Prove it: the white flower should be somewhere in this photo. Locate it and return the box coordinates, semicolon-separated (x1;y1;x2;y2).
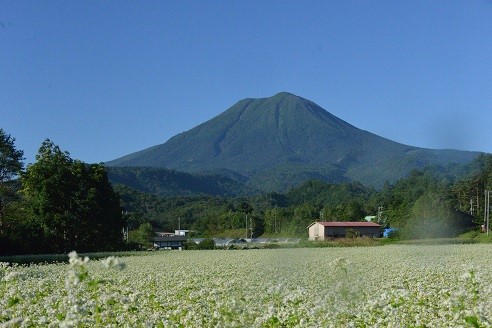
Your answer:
100;256;126;270
68;251;89;267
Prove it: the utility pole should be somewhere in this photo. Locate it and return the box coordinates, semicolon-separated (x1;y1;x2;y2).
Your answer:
122;226;129;242
470;198;479;215
483;190;489;236
484;190;490;236
122;210;129;242
477;189;480;214
274;212;277;234
245;213;248;239
250;216;253;238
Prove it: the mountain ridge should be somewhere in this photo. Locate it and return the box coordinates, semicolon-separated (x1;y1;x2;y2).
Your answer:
107;92;481;191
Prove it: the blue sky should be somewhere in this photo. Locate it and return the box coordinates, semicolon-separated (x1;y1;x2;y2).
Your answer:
1;1;491;165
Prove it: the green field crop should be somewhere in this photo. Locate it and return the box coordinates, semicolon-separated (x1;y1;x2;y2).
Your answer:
1;245;491;327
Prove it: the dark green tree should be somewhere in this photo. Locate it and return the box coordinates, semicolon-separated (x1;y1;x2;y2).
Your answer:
264;207;289;235
250;214;265;237
0;128;24;220
128;222;155;249
196;237;215;250
237;201;254;237
402;191;474;239
0;201;44;255
239;201;253;214
218;210;244;231
22;140;125;253
0;129;31;255
451;154;492;224
71;160;125;250
345;200;366;221
288;203;319;235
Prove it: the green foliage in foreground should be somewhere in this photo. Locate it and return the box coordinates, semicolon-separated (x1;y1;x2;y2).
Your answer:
0;128;24;219
20;140;124;254
2;245;492;326
0;138;125;256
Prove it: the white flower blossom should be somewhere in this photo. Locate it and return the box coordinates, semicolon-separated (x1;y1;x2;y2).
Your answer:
2;245;492;326
100;256;126;270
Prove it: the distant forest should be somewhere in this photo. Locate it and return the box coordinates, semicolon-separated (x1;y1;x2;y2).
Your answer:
1;126;491;255
116;154;492;240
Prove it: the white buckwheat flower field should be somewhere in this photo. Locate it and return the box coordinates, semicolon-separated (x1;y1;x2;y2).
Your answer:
1;244;492;327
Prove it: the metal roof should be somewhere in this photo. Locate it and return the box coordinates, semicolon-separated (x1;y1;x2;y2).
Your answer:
153;236;187;242
316;221;382;227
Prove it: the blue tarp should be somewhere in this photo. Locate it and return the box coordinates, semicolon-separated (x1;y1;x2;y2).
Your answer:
383;228;398;237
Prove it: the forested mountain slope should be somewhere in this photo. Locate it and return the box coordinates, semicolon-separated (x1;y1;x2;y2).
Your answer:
108;166;256;197
108;92;480;191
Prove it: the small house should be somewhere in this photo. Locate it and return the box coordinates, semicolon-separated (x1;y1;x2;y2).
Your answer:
308;221;382;240
153;235;187;250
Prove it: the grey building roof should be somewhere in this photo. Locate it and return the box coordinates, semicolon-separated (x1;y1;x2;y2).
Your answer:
153;236;187;242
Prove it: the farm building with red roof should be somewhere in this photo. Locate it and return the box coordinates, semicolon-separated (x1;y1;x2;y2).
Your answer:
308;221;382;240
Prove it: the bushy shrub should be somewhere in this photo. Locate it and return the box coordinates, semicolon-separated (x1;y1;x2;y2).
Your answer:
197;238;215;250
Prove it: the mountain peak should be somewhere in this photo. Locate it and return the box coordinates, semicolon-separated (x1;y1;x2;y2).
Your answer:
268;92;308;106
272;91;297;98
107;93;479;191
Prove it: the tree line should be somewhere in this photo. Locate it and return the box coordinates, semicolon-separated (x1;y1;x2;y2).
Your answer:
117;156;492;242
0;129;125;255
2;126;491;254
